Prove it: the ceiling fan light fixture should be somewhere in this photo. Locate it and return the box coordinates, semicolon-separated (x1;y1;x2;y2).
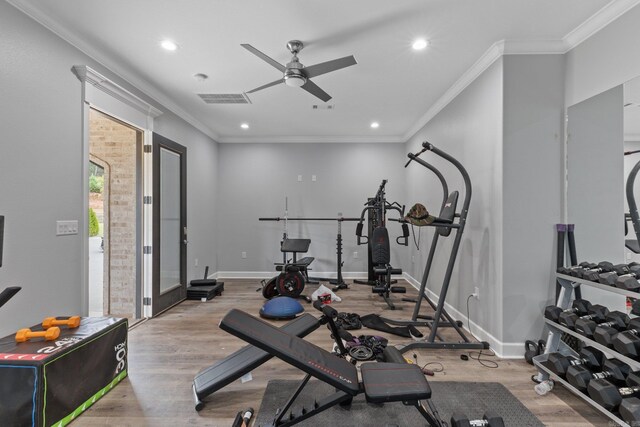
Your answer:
284;68;307;87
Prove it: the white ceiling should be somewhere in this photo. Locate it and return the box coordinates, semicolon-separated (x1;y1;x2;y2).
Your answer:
10;0;633;143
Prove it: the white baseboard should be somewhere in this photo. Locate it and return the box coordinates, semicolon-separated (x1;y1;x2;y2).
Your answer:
402;273;524;359
210;270;523;358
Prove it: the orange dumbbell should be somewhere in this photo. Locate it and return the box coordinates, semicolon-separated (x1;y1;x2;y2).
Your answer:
42;316;81;329
15;327;60;343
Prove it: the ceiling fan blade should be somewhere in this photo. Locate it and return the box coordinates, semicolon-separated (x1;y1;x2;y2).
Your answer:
304;55;357;78
301;80;332;102
241;44;286;72
247;78;285;94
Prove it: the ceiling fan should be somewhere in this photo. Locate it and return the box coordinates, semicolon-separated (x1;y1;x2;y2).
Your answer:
241;40;357;102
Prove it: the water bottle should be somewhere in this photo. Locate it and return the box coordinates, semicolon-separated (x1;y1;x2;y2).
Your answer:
534;379;555;396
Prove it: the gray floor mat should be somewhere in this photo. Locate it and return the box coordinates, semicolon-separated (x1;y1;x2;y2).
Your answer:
253;379;544;426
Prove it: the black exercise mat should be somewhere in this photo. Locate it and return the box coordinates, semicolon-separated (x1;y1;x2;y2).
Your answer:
254;379;543;427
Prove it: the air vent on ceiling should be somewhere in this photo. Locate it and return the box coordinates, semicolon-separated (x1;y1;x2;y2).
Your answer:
198;93;251;104
312;104;335;110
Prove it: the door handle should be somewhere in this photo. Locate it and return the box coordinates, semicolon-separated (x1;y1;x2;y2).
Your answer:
183;239;189;244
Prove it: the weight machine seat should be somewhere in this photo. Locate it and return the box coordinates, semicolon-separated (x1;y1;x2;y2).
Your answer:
274;256;315;272
374;267;402;276
296;256;314;266
360;362;431;403
193;313;320;404
281;238;311;254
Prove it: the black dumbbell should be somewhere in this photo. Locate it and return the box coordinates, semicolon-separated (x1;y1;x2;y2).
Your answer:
546;346;605;377
575;262;614;280
615;266;640;291
613;318;640;358
588;371;640;411
558;304;609;330
594;314;634;347
598;264;638;285
620;397;640;424
450;411;504;427
557;262;594;276
566;359;630;392
633;299;640;317
576;261;626;282
544;299;592;323
575;311;629;339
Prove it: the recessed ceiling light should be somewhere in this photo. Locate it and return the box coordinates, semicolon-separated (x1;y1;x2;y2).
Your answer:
241;123;249;129
412;39;428;50
160;39;178;51
370;122;380;129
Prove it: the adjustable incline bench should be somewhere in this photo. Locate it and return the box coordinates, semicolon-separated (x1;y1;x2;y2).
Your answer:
192;313;320;410
219;309;445;427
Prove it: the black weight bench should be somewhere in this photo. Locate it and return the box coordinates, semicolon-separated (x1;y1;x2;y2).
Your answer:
219;309;445;426
192;313;320;410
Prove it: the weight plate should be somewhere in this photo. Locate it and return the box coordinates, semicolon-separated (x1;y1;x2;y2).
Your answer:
276;271;305;297
262;277;278;299
349;345;374;361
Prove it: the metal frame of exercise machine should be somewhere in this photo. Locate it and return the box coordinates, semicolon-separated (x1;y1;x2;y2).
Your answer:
0;215;22;309
393;142;489;351
626;153;640;254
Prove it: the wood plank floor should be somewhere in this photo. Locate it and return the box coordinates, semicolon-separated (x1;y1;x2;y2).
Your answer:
74;279;613;426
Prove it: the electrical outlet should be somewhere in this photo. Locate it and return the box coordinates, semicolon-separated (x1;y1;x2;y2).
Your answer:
353;251;358;259
473;287;480;300
312;175;317;182
411;255;415;263
194;258;198;267
297;175;303;182
241;251;247;259
56;220;78;236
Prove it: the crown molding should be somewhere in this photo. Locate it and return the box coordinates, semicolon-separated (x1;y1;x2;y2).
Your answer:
500;39;569;55
7;0;220;142
218;135;405;144
72;66;163;118
403;40;507;141
563;0;640;50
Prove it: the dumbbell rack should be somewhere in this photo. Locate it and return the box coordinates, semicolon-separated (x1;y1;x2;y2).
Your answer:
533;273;640;427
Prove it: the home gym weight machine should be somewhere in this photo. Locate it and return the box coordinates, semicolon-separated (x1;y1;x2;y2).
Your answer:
259;200;360;298
388;142;489;351
354;179;410;309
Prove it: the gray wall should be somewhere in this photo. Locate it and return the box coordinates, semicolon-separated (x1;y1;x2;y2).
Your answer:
565;4;640;107
216;143;408;276
567;86;624;263
404;59;504;344
502;55;565;344
0;2;219;336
